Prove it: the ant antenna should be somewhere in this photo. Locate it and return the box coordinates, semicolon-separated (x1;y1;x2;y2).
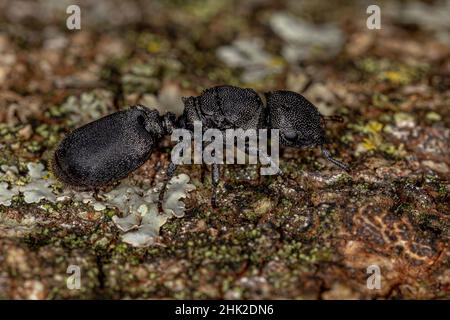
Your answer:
321;115;344;123
321;147;350;172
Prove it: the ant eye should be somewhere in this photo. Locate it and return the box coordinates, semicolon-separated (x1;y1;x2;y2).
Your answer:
284;130;297;140
137;115;146;125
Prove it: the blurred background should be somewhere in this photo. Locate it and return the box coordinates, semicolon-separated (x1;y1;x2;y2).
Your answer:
0;0;449;299
1;0;448;121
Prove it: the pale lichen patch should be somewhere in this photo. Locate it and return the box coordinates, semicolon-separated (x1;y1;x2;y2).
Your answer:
111;174;196;247
0;163;57;206
0;182;16;206
0;162;195;247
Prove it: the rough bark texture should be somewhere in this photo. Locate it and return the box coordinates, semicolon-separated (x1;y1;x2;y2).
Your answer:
0;0;449;299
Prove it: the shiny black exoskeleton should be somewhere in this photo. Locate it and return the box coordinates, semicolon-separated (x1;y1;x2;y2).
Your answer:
53;85;348;207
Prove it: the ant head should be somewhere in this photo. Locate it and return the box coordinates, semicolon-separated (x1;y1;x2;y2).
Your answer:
266;90;326;148
266;91;349;171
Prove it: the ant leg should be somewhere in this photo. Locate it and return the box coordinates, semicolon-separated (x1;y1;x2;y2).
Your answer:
245;142;263;182
211;163;220;208
321;147;349;172
244;144;282;176
93;188;101;201
200;163;207;183
256;162;262;183
158;161;178;213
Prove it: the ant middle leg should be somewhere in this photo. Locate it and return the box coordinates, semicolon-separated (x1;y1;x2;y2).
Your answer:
158;161;178;212
211;163;220;208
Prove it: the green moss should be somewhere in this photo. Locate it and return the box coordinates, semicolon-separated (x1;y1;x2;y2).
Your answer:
62;234;88;249
25;141;42;153
357;57;428;86
103;208;118;219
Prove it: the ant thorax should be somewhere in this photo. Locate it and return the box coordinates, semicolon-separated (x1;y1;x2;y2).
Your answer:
171;121;281;176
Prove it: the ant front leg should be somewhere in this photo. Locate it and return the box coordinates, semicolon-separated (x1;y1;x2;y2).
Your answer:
321;115;344;123
158;161;178;213
321;147;349;172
